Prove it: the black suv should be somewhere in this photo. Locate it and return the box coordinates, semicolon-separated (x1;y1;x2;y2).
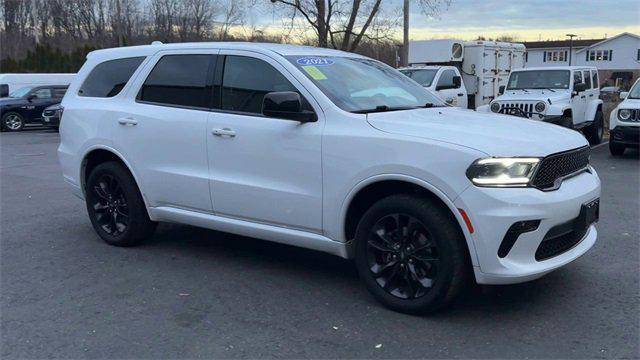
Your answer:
0;85;67;131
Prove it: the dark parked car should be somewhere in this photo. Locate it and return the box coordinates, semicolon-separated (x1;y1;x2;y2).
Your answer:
42;104;63;130
0;85;67;131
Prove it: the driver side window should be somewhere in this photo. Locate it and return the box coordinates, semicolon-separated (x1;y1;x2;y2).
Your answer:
573;71;583;85
221;55;309;114
437;70;458;89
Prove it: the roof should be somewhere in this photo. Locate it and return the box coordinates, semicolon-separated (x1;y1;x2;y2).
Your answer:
513;66;597;71
523;38;604;50
87;42;363;61
576;32;640;53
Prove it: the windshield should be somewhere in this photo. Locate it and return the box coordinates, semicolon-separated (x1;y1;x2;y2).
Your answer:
286;56;444;113
628;81;640;99
507;70;570;90
399;69;437;87
9;86;33;98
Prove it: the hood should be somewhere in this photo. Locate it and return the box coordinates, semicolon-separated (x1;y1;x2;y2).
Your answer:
495;89;570;104
366;107;588;157
0;97;25;106
620;98;640;108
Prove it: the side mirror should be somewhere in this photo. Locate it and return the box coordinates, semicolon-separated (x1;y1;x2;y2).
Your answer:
262;91;316;123
573;82;588;93
0;84;8;98
27;94;37;102
498;85;505;95
620;91;628;100
452;76;461;88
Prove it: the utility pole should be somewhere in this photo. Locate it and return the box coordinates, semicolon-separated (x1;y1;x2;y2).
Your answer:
566;33;576;65
403;0;409;66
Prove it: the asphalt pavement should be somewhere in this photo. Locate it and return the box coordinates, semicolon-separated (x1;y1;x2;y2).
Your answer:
1;129;638;359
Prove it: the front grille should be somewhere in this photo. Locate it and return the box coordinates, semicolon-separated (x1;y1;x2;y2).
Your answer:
619;109;640;122
532;146;590;190
535;206;594;261
499;102;535;118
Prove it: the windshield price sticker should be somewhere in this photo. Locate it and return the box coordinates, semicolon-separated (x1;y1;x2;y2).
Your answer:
296;57;334;66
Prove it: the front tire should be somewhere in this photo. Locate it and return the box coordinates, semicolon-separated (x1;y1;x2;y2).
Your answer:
354;194;467;315
86;161;156;246
583;110;604;145
609;141;625;156
1;112;25;131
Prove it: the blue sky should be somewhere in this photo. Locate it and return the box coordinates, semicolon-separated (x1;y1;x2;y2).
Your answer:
253;0;640;41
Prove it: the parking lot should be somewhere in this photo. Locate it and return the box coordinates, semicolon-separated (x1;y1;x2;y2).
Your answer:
1;129;638;359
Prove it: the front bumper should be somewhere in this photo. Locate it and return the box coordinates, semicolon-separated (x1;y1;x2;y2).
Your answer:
42;115;60;127
610;125;639;146
455;169;600;284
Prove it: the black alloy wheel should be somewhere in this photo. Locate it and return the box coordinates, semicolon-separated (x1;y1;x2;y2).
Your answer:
366;213;439;300
91;174;129;237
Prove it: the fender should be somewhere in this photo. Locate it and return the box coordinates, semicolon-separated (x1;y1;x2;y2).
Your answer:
585;99;603;121
338;173;480;266
546;103;571;116
476;104;490;113
80;144;154;218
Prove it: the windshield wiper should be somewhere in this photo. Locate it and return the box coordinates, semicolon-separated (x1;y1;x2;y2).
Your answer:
508;88;529;93
351;105;417;114
532;87;556;92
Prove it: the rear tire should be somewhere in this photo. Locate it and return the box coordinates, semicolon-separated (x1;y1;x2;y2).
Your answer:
583;110;604;145
609;141;625;156
354;194;467;315
86;161;156;246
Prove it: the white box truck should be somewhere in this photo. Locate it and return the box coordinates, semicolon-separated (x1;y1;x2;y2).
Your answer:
407;39;526;109
0;73;75;97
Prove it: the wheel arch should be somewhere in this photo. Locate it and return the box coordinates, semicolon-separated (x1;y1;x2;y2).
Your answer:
340;175;478;266
80;146;152;215
585;99;604;121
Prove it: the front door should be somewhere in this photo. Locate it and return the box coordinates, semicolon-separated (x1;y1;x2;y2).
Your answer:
207;51;323;232
111;51;217;213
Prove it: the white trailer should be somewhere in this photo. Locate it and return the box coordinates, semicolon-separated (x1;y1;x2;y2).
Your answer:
0;73;75;97
408;39;526;109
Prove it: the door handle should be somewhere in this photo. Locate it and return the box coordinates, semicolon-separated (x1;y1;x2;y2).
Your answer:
212;128;236;137
118;117;138;126
457;93;464;96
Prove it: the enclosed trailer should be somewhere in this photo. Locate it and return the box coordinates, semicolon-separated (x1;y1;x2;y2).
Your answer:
408;39;526;109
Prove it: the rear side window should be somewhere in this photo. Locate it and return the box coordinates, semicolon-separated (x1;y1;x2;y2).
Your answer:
138;54;213;109
591;70;599;89
221;55;300;114
79;57;144;97
583;71;592;88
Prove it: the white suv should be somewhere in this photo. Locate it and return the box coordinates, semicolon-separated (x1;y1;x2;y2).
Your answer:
609;78;640;156
478;66;604;145
59;43;600;314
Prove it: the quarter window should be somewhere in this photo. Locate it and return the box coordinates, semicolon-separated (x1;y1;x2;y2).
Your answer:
79;57;145;97
139;54;214;109
221;55;302;114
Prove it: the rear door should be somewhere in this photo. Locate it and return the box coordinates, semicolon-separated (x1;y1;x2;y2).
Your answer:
111;50;218;213
207;51;323;232
572;70;587;124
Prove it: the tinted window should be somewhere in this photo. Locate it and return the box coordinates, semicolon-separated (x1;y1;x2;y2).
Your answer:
139;54;213;108
32;88;52;99
399;69;437;87
583;71;592;88
53;88;67;98
221;56;301;114
591;70;598;89
79;57;145;97
437;70;458;88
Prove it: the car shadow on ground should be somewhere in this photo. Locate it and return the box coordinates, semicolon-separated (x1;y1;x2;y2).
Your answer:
142;222;564;317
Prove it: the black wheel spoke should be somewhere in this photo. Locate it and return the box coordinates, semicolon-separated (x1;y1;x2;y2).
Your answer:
366;212;439;300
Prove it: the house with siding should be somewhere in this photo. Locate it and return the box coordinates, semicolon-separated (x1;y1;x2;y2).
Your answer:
523;32;640;89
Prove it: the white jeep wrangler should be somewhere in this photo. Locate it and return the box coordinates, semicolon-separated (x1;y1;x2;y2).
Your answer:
609;78;640;156
478;66;604;145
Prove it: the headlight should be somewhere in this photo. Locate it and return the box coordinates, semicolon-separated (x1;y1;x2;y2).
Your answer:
535;102;546;113
466;157;541;187
618;109;632;121
490;102;500;112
